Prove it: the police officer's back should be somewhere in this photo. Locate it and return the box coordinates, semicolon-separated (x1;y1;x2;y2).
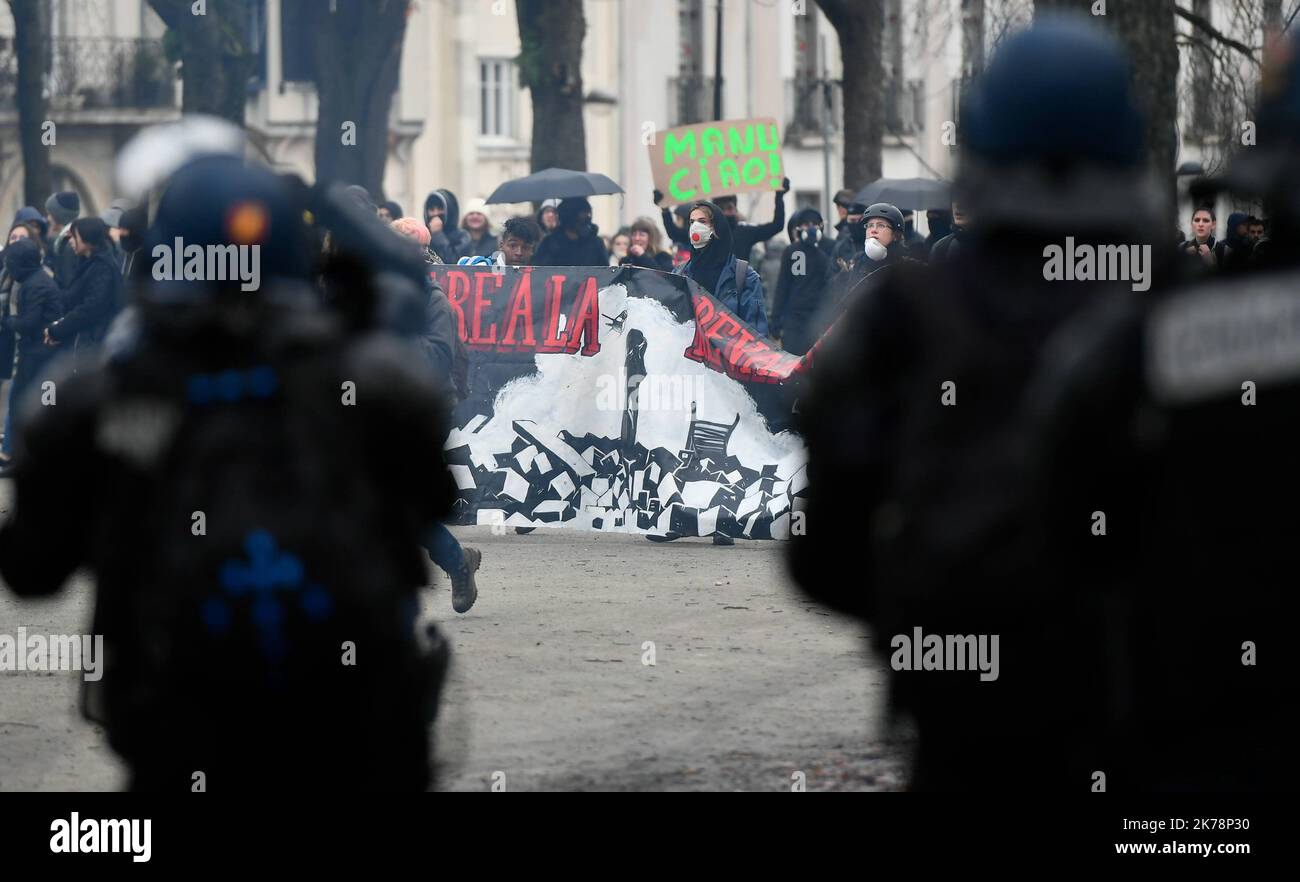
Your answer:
789;18;1166;790
0;157;455;791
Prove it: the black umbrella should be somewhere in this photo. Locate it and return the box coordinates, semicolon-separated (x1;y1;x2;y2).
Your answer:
854;177;951;212
485;168;624;204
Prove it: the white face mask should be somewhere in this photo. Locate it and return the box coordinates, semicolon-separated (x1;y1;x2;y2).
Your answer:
689;221;713;249
864;237;888;261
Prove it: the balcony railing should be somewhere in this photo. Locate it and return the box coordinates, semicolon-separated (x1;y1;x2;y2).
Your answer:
0;37;177;112
884;77;925;135
666;74;717;127
784;73;842;139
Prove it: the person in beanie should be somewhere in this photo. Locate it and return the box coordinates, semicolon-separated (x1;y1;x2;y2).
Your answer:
532;197;608;267
13;206;48;243
378;200;403;223
459;198;498;260
424;189;471;263
45;217;124;357
45;191;82;288
0;238;63;474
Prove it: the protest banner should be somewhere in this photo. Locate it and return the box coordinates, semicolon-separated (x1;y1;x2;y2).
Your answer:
429;264;808;540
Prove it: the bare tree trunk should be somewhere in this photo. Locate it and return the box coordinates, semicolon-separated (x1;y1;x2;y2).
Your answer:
147;0;255;124
815;0;884;190
517;0;588;172
9;0;52;207
1263;0;1283;34
962;0;986;78
309;0;408;197
1037;0;1179;222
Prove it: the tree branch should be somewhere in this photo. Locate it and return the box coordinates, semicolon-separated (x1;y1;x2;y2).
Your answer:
1175;4;1260;64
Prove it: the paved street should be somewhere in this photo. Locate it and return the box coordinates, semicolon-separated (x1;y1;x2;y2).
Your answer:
0;487;908;790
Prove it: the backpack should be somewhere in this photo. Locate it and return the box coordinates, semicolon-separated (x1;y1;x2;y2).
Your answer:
92;323;445;785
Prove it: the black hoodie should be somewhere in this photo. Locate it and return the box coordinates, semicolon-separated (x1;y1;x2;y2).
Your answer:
424;190;471;262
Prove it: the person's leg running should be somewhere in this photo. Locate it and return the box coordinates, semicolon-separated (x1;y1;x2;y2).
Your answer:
422;522;481;614
1;382;16;460
423;522;463;575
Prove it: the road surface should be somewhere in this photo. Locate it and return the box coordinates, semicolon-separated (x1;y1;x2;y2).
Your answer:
0;502;908;791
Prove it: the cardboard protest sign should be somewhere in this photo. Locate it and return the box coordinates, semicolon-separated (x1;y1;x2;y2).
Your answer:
648;118;784;203
429;264;808;539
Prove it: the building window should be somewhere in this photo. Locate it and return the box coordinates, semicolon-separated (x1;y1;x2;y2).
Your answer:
480;58;517;139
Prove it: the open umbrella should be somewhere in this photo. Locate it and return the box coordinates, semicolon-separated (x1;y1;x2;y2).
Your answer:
854;177;951;212
485;168;624;204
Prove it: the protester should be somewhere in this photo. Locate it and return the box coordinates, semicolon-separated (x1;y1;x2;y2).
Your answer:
677;200;767;333
923;208;953;255
770;207;831;355
101;198;136;273
1179;206;1219;271
831;188;856;244
828;200;867;271
499;215;541;266
532;197;608;266
790;15;1166;790
12;206;48;244
1213;210;1254;272
44;217;124;358
424;189;471;262
927;201;968;265
390;216;482;612
460;198;498;259
608;229;631;265
827;202;913;309
1248;216;1266;245
0;238;62;474
536;202;559;235
620;216;673;271
45;191;82;288
114;203;149;281
656;179;790;262
379;200;403;223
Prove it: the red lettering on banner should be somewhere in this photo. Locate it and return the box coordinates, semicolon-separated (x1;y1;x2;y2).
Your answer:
540;274;569;352
444;270;471;341
470;272;501;345
500;269;536;348
683;294;717;365
564;276;602;356
727;328;757;379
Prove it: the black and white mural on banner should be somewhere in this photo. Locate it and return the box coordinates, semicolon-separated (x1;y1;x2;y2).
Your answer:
430;264;809;540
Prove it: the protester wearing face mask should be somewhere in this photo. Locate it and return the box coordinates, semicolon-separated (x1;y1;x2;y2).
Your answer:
532;197;608;267
828;202;914;309
654;180;790;263
829;201;868;272
771;208;831;355
677;201;768;334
